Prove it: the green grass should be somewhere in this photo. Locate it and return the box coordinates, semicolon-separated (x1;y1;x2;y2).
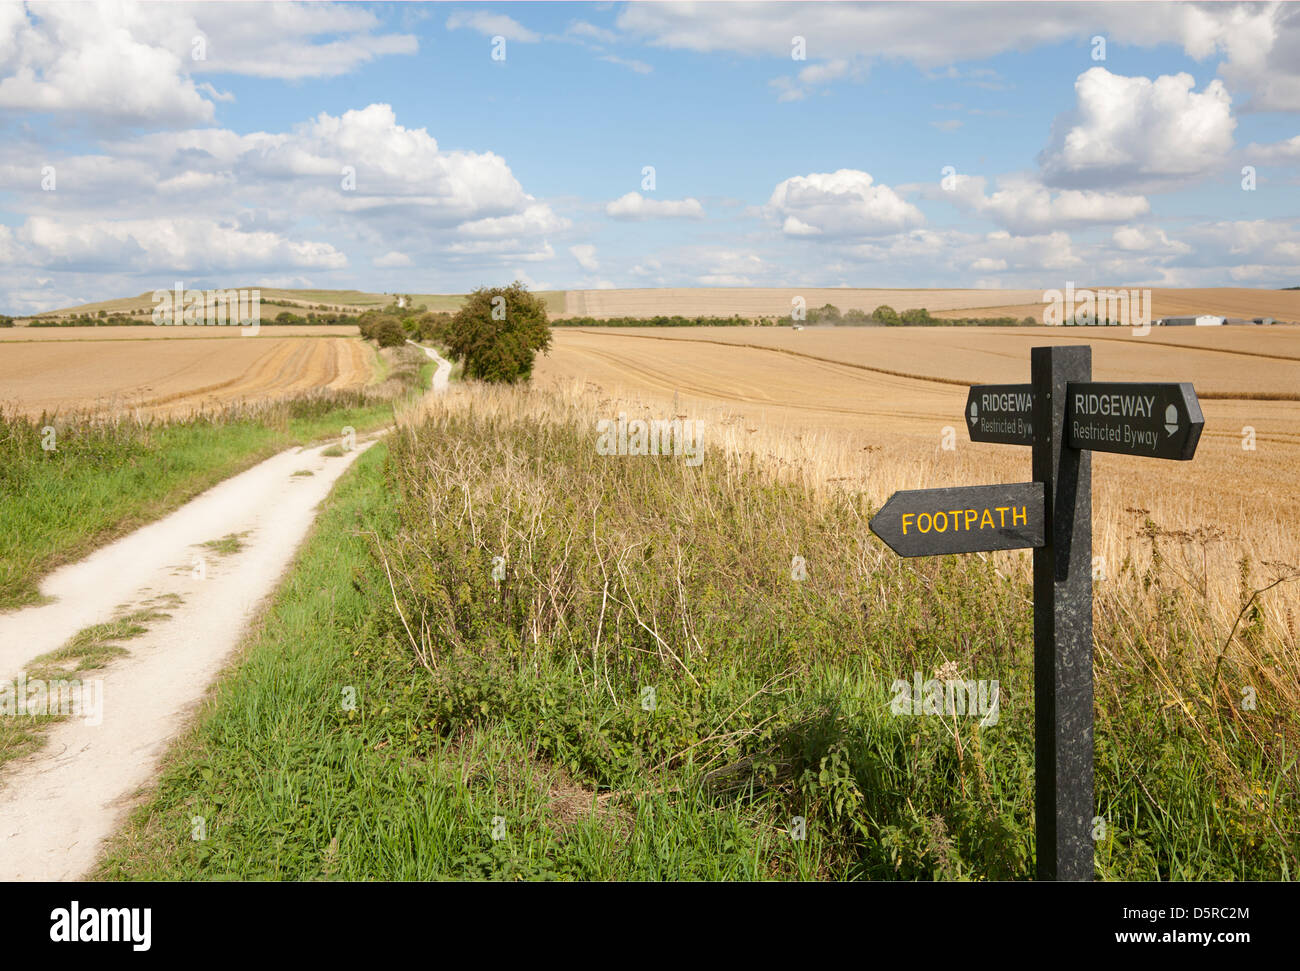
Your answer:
94;392;1300;880
0;403;384;610
95;444;809;880
1;602;176;770
199;532;249;556
28;605;174;679
368;344;390;384
0;345;429;611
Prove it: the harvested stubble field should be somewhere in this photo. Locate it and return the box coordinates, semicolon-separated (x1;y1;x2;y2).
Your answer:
561;286;1300;322
0;324;362;342
927;288;1300;323
0;328;374;417
535;325;1300;639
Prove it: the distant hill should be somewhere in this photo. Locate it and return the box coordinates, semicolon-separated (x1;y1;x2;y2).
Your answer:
31;288;567;320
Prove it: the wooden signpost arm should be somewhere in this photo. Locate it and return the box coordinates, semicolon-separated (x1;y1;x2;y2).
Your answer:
1031;345;1094;881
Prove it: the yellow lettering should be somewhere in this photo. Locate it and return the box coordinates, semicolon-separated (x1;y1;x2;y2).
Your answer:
995;506;1009;527
902;513;913;535
1013;506;1027;526
980;508;994;529
918;513;932;533
964;509;977;530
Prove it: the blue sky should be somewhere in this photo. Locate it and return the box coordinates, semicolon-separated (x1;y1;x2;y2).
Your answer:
1;1;1297;312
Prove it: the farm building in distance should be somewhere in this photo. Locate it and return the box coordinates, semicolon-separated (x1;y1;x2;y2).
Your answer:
1159;315;1225;326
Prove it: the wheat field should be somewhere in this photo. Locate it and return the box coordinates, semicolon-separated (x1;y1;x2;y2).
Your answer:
0;332;376;417
560;287;1300;321
534;325;1300;640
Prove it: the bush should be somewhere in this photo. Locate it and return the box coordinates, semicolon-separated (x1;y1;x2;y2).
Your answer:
417;311;453;343
442;281;551;383
873;305;900;326
0;316;13;328
370;316;408;348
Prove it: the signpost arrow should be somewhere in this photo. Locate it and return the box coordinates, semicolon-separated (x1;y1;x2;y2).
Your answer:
869;482;1045;557
1066;382;1203;460
966;384;1034;445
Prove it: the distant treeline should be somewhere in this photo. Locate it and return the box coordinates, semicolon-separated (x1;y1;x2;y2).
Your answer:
23;307;367;327
0;315;13;328
553;304;1040;328
28;314;139;327
781;304;1038;327
553;314;778;328
269;310;363;326
16;299;1045;331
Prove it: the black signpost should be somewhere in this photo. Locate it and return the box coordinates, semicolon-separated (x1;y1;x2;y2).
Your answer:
870;344;1204;881
1066;381;1203;461
869;482;1045;556
966;383;1034;446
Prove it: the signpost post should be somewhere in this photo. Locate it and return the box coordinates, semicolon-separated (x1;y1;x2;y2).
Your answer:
1031;345;1093;881
869;345;1204;881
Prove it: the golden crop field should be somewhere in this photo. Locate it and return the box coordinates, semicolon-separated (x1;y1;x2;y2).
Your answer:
535;324;1300;630
0;330;375;416
0;324;361;342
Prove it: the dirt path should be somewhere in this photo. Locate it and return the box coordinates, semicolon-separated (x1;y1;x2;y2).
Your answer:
408;340;452;393
0;436;379;879
0;343;453;880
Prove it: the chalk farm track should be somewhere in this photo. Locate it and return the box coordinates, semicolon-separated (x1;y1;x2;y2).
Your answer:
0;437;378;880
0;330;374;417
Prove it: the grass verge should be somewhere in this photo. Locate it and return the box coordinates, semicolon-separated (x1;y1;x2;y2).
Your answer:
95;388;1299;880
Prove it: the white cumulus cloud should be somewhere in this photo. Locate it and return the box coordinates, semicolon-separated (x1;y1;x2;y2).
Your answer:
1039;68;1236;189
766;170;924;237
939;174;1150;234
570;244;599;271
445;11;539;42
0;1;418;126
605;192;704;220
